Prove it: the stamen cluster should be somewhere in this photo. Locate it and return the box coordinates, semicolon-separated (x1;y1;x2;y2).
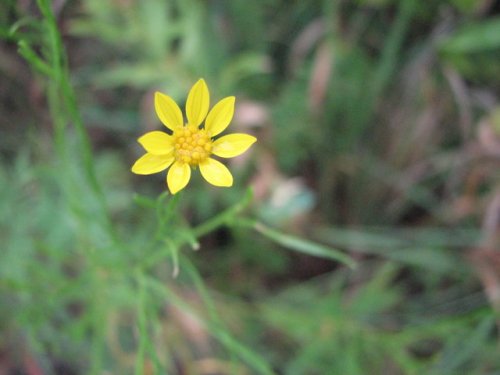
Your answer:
172;125;212;165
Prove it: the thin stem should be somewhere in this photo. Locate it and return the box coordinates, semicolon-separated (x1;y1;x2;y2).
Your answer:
134;271;148;375
88;273;105;375
192;188;253;238
35;0;117;244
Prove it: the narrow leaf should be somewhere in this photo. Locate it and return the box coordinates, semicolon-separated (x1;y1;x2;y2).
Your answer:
254;222;356;268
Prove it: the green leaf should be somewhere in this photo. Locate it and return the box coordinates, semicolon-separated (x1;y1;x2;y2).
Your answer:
430;317;495;374
253;222;357;268
441;17;500;53
17;40;52;77
132;193;157;209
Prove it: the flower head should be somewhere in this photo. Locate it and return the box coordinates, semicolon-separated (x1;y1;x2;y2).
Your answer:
132;79;256;194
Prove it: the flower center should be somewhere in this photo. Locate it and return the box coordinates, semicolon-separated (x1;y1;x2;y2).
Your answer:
172;125;212;165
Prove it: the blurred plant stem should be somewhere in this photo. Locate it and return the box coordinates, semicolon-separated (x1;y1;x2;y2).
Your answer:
19;2;120;373
26;0;117;243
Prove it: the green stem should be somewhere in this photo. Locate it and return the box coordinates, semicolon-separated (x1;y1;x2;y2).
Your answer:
36;0;117;243
162;192;182;226
89;273;105;375
134;271;148;375
192;188;253;238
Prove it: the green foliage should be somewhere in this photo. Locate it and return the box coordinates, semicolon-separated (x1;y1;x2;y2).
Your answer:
440;17;500;83
1;0;500;374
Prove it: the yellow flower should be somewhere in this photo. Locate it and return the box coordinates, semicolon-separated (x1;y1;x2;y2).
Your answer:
132;79;257;194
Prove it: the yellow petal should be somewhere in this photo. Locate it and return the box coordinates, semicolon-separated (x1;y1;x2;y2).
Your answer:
199;158;233;187
138;131;174;155
186;79;209;127
154;92;183;131
205;96;235;137
212;133;256;158
167;161;191;194
131;153;174;175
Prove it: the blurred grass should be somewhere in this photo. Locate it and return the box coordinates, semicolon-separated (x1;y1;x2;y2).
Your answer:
2;0;500;374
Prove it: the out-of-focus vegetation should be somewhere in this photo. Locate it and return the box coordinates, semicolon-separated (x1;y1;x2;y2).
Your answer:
1;0;500;374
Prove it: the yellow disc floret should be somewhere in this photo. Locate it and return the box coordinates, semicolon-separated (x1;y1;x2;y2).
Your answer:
172;125;212;165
